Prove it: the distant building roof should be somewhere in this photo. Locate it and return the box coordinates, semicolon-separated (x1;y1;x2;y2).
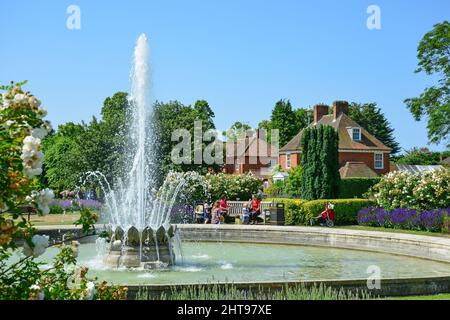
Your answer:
441;156;450;165
273;172;288;181
280;113;391;153
226;129;277;161
339;162;379;178
390;164;445;174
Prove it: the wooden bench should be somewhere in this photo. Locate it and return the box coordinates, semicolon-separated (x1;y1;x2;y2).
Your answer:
195;201;273;224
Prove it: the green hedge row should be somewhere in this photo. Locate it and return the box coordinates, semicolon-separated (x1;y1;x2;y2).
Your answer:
338;178;380;199
272;198;375;225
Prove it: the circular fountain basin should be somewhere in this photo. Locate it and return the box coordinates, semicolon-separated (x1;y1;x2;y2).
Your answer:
37;241;450;286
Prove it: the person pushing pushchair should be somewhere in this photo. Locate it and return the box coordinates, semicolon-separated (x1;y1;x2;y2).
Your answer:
310;202;336;227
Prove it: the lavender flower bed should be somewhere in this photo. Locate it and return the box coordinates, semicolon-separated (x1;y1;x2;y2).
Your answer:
358;207;450;232
48;199;103;213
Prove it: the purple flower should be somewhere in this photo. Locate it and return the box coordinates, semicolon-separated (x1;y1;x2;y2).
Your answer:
48;200;73;209
390;208;416;226
358;206;450;232
77;199;102;209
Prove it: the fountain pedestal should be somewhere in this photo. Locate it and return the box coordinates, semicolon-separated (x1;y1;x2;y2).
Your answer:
103;225;177;268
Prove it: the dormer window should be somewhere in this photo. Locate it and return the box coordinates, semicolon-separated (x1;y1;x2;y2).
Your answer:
352;128;361;141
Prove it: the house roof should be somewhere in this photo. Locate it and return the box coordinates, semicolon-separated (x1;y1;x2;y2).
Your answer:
339;162;379;178
280;113;392;153
226;130;277;160
440;156;450;165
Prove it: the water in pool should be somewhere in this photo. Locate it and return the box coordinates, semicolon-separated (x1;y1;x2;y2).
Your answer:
35;241;450;285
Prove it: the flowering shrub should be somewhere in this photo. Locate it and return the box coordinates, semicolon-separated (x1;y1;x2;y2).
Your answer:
205;172;261;201
0;82;126;300
370;169;450;211
357;207;450;232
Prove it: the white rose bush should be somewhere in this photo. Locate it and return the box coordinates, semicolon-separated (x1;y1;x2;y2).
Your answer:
205;172;261;201
358;169;450;233
0;82;127;300
370;169;449;211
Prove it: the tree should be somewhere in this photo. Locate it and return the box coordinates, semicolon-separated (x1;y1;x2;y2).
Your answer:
348;102;401;155
258;100;309;146
404;21;450;147
394;147;450;165
43;92;129;192
270;99;299;147
223;121;252;142
285;165;302;197
153;99;219;183
300;125;340;200
294;108;309;130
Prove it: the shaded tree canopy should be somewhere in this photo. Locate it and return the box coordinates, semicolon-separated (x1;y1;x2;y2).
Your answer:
394;147;450;165
404;21;450;147
348;102;401;155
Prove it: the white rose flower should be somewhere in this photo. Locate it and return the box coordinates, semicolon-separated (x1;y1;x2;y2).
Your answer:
21;135;44;178
30;284;45;300
23;235;49;258
28;96;41;107
14;93;27;102
37;107;47;118
85;281;96;300
31;127;48;139
5;120;14;128
36;188;54;215
70;241;80;258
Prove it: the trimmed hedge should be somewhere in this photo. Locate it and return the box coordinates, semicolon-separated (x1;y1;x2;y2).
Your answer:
338;178;380;199
272;198;375;225
272;198;308;225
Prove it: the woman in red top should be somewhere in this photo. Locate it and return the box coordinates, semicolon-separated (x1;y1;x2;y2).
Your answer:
219;195;228;220
250;194;261;224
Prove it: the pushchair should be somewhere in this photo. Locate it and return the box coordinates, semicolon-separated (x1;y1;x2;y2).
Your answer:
310;202;336;227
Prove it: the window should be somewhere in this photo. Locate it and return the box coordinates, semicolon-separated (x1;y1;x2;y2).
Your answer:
375;153;384;169
352;128;361;141
286;153;291;169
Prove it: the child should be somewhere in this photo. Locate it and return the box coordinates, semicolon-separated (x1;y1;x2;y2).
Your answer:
241;203;250;225
203;202;211;224
211;201;222;224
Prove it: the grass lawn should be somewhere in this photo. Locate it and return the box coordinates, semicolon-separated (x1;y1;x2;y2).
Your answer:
335;225;450;238
385;294;450;300
6;212;82;226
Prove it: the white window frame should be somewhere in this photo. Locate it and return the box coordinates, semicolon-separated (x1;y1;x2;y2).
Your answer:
286;153;291;169
374;152;384;169
352;127;361;141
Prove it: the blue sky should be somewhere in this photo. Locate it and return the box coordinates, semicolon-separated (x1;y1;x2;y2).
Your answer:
1;0;449;152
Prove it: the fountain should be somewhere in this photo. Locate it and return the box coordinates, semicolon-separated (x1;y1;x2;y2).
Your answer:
83;34;183;269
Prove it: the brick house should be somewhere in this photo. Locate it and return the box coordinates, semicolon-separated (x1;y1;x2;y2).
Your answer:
279;101;391;177
223;129;278;181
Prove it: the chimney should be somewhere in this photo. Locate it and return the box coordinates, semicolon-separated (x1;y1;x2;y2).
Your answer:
313;104;329;123
333;100;349;119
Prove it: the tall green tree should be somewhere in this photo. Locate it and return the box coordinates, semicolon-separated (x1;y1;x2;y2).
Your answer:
42;123;87;192
259;101;309;146
404;21;450;147
300;125;340;200
348;102;401;155
270;99;298;147
43;93;129;192
153;99;219;184
223;121;252;142
394;147;450;165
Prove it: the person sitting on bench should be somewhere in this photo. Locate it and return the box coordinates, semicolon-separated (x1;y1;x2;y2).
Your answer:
250;194;261;225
